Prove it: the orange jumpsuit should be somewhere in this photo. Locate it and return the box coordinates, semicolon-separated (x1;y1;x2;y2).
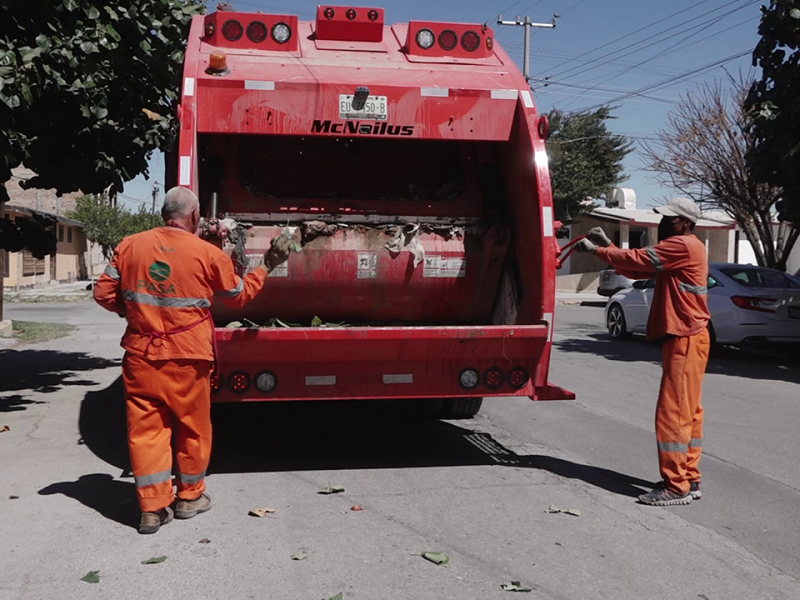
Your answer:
596;235;711;495
94;226;267;512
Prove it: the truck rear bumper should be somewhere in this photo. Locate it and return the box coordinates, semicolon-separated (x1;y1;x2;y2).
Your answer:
211;324;572;402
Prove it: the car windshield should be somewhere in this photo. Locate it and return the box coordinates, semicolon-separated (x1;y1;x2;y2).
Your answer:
719;267;800;289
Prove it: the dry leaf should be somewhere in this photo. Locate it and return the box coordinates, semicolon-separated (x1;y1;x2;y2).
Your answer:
141;556;167;564
547;505;581;517
249;507;276;518
318;485;345;495
0;425;9;433
291;550;308;561
142;108;162;121
199;538;211;544
421;551;449;565
501;581;532;592
351;505;363;511
9;495;19;500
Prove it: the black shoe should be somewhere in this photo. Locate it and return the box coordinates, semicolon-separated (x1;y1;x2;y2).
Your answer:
638;486;692;506
689;482;701;500
138;507;174;534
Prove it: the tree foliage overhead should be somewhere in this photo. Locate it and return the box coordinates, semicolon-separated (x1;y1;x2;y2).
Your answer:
546;107;632;222
68;195;163;259
641;76;796;270
746;0;800;232
0;0;204;204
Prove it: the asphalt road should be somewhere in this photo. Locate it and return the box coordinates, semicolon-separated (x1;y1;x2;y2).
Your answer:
1;301;798;599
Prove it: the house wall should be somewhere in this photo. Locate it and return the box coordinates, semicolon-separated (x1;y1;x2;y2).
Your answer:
54;225;86;281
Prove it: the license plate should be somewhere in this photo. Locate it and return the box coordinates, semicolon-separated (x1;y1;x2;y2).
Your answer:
339;94;388;121
789;306;800;319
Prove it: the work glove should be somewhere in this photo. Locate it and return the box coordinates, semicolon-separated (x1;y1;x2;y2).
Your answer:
587;227;612;248
263;233;292;272
575;239;597;253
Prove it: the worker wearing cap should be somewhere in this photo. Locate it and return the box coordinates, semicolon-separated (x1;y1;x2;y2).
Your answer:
577;197;711;506
94;187;289;533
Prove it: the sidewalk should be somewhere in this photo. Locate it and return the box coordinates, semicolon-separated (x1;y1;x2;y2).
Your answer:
3;280;93;303
556;291;607;306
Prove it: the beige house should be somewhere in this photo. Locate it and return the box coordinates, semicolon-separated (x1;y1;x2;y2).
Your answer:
2;167;108;290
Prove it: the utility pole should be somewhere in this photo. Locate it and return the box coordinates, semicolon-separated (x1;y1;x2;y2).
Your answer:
151;182;160;214
496;13;558;82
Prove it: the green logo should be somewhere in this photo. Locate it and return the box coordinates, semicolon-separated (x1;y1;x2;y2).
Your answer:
149;261;171;282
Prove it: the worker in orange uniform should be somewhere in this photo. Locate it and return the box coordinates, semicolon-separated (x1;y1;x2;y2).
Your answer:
95;187;289;533
577;197;711;506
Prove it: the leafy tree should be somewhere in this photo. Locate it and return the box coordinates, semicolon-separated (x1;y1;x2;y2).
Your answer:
745;0;800;266
546;107;632;222
68;194;163;259
641;76;795;270
0;0;204;202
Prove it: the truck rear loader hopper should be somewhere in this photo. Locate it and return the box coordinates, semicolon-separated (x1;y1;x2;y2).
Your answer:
168;5;575;416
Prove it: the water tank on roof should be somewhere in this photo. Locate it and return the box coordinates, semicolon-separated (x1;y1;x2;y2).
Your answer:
606;187;636;210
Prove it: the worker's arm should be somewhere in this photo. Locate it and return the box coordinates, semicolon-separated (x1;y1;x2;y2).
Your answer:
210;255;268;308
595;237;691;274
93;247;125;316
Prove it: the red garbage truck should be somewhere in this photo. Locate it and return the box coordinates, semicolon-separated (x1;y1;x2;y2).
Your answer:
168;5;574;417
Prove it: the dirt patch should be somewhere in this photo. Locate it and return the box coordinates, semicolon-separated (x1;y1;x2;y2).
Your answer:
11;321;75;345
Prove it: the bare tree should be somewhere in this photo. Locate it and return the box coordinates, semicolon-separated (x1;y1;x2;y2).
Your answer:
640;76;797;270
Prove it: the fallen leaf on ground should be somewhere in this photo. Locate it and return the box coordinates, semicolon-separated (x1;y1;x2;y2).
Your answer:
9;495;19;500
501;581;532;592
291;551;308;561
328;593;343;600
199;538;211;544
318;485;345;495
547;505;581;517
351;505;363;511
81;571;100;584
141;556;167;564
0;425;9;433
226;321;244;328
142;108;162;121
249;507;276;518
421;551;449;565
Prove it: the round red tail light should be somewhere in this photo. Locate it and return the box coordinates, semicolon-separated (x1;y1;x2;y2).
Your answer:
247;21;268;43
323;7;335;20
461;30;481;52
211;373;221;394
368;9;379;21
438;29;458;51
508;367;530;390
222;19;244;41
346;8;357;20
484;367;504;390
228;371;251;394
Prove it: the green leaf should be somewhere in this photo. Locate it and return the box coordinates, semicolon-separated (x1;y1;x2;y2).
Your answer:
1;94;20;109
80;41;99;54
790;8;800;19
80;571;100;584
91;106;108;120
421;551;450;566
105;6;119;21
63;0;78;11
139;39;151;52
0;66;13;78
318;485;345;495
106;25;121;42
311;316;323;327
329;594;343;600
21;47;43;64
21;85;32;105
35;35;49;49
141;556;167;564
291;550;308;561
86;6;100;20
0;51;17;67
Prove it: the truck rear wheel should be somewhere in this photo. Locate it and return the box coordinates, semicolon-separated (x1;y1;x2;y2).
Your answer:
439;397;483;419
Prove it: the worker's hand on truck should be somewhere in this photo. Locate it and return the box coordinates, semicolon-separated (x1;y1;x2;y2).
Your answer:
587;227;612;248
263;235;292;272
575;239;598;254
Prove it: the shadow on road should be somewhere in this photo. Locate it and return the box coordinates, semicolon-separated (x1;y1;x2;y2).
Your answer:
0;349;120;411
73;375;652;529
554;333;800;384
39;474;138;530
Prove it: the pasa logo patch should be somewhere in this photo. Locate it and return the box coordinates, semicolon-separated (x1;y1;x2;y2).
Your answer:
149;261;171;282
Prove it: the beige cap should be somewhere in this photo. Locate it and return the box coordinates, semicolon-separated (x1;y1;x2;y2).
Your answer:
653;197;702;224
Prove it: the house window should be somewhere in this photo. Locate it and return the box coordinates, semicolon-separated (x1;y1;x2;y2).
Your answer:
22;250;46;277
58;225;64;242
67;227;73;243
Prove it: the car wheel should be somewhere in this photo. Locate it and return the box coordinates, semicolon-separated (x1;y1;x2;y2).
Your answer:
607;304;632;340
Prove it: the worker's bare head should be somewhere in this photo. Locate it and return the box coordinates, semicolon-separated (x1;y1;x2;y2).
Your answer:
162;187;200;233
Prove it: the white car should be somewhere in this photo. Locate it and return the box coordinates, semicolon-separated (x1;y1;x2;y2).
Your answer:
604;263;800;346
597;265;635;297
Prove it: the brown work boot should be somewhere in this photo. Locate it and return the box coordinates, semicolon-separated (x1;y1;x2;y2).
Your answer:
138;507;174;534
174;493;212;519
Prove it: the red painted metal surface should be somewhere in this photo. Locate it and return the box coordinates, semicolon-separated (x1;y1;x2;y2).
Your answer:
315;6;385;42
201;12;300;52
175;6;573;403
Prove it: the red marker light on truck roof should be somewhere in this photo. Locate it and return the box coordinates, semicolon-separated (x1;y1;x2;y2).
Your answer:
222;19;244;41
323;7;335;19
461;30;481;52
438;29;458;51
346;8;357;20
247;20;268;43
228;371;251;394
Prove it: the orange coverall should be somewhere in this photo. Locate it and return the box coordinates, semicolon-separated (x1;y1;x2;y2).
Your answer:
596;235;711;495
95;226;267;512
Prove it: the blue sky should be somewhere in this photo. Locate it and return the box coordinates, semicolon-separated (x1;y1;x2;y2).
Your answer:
121;0;762;212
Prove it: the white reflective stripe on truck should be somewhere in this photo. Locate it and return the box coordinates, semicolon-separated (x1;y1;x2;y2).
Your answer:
179;156;191;186
542;206;554;237
183;77;195;97
245;80;276;91
421;87;449;97
306;376;336;386
491;89;518;100
520;90;534;108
